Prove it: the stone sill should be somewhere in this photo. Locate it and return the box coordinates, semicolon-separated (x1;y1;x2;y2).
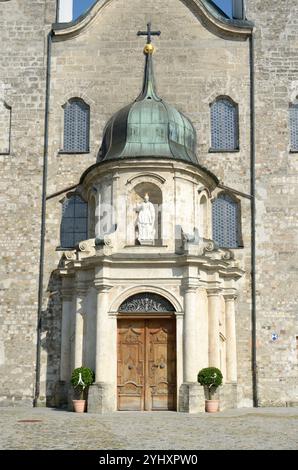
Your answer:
58;150;90;155
209;148;240;154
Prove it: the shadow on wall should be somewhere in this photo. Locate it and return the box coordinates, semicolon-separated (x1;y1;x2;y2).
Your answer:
40;269;65;407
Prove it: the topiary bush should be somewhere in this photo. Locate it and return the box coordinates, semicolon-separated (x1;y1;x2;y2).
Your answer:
71;367;95;400
197;367;223;399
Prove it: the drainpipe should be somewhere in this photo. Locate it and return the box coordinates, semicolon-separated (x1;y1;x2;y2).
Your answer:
34;29;53;407
249;32;258;407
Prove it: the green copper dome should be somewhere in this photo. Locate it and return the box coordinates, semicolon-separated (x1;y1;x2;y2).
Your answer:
98;50;198;164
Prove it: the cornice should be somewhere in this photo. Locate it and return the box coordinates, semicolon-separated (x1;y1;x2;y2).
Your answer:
59;251;244;282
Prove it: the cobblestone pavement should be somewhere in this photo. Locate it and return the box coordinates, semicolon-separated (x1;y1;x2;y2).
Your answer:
0;407;297;450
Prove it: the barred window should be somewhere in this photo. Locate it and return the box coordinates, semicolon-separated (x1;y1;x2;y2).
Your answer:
63;98;90;152
210;97;239;151
212;193;241;248
60;194;88;248
289;103;298;151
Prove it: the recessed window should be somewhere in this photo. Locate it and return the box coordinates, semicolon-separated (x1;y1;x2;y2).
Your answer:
289;103;298;152
0;100;11;154
210;97;239;151
60;194;88;248
62;98;90;153
212;193;242;248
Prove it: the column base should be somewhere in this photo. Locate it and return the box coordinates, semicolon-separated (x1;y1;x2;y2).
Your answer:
218;382;238;410
178;383;205;413
87;382;115;413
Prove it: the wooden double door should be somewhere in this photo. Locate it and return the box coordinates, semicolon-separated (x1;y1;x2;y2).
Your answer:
117;318;176;411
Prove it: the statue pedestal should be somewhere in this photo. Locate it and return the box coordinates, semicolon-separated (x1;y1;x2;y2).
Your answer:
138;239;154;246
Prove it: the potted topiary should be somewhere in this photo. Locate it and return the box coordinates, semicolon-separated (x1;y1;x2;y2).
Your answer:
197;367;223;413
71;366;95;413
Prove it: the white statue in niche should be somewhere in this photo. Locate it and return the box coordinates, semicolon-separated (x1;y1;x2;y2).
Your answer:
136;193;155;245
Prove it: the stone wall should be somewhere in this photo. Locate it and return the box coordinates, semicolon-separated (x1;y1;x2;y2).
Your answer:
246;0;298;406
0;0;56;405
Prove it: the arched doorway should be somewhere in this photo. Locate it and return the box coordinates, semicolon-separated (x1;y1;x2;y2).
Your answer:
117;293;176;411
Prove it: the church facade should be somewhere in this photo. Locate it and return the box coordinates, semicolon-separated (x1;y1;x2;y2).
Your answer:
0;0;297;412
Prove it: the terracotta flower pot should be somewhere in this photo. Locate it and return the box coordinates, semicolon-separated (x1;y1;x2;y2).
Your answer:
205;399;219;413
72;399;86;413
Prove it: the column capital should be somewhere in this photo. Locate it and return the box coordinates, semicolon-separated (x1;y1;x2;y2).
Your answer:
75;282;88;296
182;278;200;293
207;287;222;297
223;289;238;301
94;280;113;293
61;288;73;301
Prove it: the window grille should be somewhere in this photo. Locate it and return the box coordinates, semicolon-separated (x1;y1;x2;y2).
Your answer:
289;104;298;151
63;99;90;152
212;193;240;248
210;98;239;151
60;195;88;248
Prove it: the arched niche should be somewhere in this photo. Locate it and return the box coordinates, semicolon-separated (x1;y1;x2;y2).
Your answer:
128;182;163;246
199;194;208;239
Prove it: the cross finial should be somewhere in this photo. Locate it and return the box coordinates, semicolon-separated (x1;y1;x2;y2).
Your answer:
137;22;161;44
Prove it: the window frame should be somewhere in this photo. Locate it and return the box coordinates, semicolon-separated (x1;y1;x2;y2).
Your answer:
289;101;298;153
209;96;240;153
58;192;88;250
212;191;243;249
60;97;90;154
0;100;12;155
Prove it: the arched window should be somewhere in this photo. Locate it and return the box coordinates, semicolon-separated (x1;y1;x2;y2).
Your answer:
212;193;242;248
63;98;90;153
119;293;175;313
210;97;239;151
289;102;298;151
88;195;96;239
60;194;88;248
0;100;11;154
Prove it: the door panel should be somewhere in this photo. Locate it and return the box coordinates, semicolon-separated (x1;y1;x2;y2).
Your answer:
117;318;176;411
117;320;145;411
147;320;176;411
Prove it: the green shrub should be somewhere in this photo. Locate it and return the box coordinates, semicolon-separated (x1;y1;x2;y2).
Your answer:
197;367;223;399
71;367;95;399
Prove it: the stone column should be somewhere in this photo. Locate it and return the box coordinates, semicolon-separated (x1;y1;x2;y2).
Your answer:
224;293;238;382
94;283;112;382
183;283;199;382
60;288;73;381
88;282;115;413
207;289;221;368
74;286;86;369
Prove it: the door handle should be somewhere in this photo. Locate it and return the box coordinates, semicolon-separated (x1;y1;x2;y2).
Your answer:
152;364;159;368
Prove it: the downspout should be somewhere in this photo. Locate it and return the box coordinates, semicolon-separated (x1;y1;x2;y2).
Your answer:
34;29;53;407
249;32;258;407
